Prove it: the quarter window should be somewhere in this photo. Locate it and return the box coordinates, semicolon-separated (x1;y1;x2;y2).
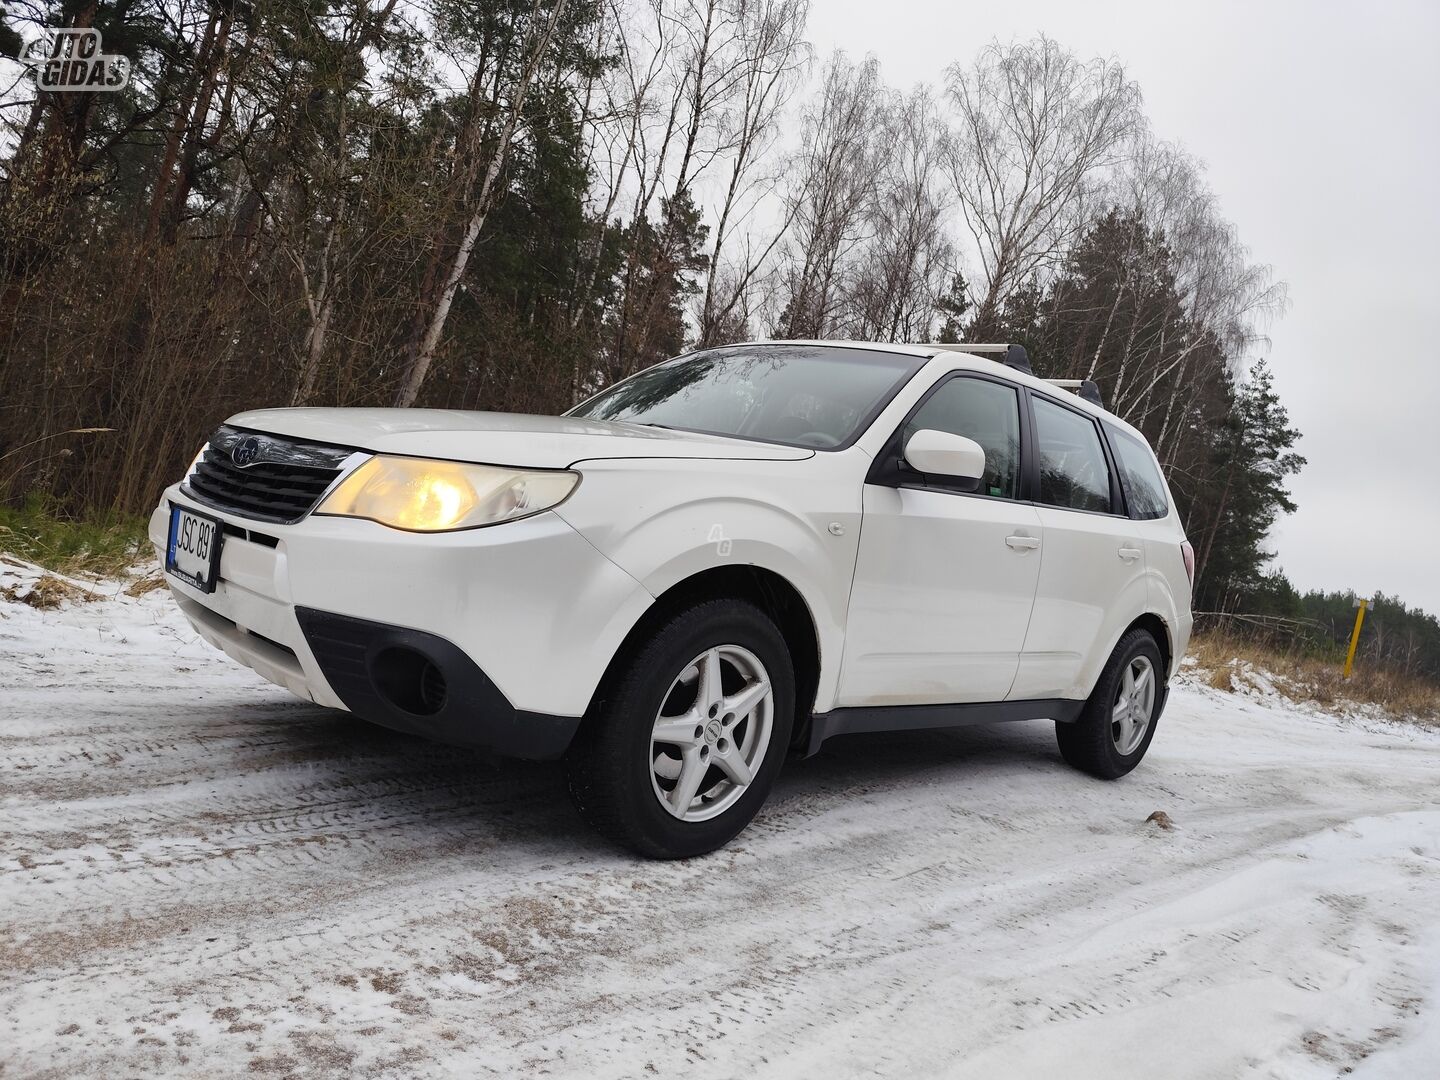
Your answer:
902;377;1021;499
1032;396;1112;514
1108;425;1169;519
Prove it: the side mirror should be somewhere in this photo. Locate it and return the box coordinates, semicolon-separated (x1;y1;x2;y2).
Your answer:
904;429;986;488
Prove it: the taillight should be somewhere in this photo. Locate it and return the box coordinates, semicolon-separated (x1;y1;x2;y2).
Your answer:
1180;540;1195;589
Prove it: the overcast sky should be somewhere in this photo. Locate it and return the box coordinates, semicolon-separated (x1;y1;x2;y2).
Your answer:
804;0;1440;614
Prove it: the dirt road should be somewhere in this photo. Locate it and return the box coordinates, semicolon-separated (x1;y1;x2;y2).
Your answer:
3;566;1438;1078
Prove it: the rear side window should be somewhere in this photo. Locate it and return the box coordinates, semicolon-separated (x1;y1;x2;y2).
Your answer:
902;377;1022;499
1108;425;1169;519
1032;396;1112;513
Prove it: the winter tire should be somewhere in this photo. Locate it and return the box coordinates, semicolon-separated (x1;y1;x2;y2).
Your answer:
1056;627;1165;780
565;599;795;858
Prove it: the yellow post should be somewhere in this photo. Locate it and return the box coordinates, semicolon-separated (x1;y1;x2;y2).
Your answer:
1343;599;1368;679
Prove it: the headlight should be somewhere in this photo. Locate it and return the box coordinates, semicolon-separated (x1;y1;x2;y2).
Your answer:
315;456;579;532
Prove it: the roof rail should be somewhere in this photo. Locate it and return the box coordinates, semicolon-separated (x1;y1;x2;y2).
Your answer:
920;342;1106;408
1047;379;1105;408
923;342;1033;375
927;342;1008;354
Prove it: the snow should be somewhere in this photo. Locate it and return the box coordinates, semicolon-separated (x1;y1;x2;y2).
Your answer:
3;558;1439;1079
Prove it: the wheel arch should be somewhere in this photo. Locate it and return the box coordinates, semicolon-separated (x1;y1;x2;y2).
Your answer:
584;564;822;748
1125;611;1173;677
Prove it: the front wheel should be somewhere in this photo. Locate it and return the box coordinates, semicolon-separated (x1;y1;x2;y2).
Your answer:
1056;628;1165;779
565;599;795;858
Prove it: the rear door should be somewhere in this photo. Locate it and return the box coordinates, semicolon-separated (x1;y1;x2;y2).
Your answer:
1107;422;1192;664
839;373;1043;706
1010;393;1147;700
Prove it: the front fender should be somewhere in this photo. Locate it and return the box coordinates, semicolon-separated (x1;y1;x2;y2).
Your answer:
553;456;864;711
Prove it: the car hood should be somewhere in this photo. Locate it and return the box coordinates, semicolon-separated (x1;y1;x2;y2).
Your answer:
224;408;814;468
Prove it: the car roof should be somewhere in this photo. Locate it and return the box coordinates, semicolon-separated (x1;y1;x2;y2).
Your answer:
739;338;938;358
727;339;1146;442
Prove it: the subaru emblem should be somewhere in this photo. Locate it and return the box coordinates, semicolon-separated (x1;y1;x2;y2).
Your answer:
231;436;261;467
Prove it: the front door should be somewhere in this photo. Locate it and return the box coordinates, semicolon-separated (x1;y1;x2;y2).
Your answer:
839;374;1042;706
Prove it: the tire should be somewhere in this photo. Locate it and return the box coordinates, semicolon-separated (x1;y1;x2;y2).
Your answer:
1056;628;1165;780
565;599;796;858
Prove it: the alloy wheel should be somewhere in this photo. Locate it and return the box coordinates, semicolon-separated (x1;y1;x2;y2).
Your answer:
1111;654;1156;755
649;644;774;822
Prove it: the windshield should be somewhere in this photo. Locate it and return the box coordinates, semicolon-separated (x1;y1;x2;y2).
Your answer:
568;345;924;449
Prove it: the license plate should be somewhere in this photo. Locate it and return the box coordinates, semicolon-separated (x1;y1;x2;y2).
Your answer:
166;504;224;593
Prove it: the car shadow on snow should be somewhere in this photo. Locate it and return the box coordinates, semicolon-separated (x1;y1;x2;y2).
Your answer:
217;702;1068;851
188;700;588;854
773;720;1064;801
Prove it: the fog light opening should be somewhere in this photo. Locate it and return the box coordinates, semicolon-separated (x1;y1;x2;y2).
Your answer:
371;646;447;716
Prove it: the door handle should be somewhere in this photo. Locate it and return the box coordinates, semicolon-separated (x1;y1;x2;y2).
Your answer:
1118;547;1142;563
1005;534;1041;551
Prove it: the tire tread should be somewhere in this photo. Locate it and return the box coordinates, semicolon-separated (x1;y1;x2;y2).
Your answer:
566;598;793;858
1056;627;1163;780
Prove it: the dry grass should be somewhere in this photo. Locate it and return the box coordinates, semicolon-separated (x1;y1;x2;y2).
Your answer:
0;574;104;609
1189;631;1440;725
124;572;168;597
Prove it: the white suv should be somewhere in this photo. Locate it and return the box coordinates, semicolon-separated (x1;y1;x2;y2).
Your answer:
150;341;1193;857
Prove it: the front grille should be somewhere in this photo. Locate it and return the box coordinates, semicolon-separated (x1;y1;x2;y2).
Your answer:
182;425;358;524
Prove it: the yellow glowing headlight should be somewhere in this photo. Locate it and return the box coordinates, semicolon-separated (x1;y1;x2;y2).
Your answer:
316;456;579;532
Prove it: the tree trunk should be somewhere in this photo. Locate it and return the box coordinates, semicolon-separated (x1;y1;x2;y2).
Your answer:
392;0;569;408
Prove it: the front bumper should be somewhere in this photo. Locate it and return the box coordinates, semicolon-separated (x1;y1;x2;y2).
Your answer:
294;607;579;757
148;488;655;757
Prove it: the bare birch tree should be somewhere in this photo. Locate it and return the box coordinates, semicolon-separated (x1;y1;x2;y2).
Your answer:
944;36;1141;336
694;0;809;346
770;52;884;338
1104;135;1287;435
845;85;954;342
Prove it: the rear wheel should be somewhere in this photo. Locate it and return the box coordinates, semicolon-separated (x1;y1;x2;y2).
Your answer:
1056;628;1164;779
565;599;795;858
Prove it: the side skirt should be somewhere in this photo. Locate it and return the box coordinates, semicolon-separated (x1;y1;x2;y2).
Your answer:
799;698;1085;758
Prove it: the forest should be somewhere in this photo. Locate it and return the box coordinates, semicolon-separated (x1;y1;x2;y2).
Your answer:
1;0;1436;681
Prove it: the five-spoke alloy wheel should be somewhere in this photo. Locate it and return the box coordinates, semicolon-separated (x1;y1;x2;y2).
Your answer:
1056;627;1165;780
566;599;795;858
650;644;774;822
1110;654;1156;755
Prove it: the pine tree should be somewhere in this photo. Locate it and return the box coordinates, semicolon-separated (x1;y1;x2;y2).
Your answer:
933;272;971;343
605;186;709;381
1192;359;1305;609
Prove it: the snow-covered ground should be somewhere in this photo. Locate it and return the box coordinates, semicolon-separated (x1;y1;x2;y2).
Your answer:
3;559;1439;1079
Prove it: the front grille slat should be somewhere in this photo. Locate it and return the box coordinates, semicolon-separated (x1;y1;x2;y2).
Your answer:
199;469;333;498
201;458;337;491
189;470;318;506
188;473;315;510
181;425;355;524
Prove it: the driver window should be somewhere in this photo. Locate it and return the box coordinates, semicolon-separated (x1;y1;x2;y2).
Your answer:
903;377;1021;499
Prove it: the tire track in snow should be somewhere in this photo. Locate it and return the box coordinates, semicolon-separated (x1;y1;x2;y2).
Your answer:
4;583;1440;1078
